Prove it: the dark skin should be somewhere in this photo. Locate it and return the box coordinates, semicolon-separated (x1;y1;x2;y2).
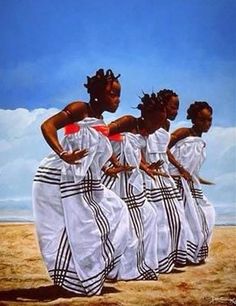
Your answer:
108;108;169;179
168;107;214;184
102;155;134;178
162;95;179;130
41;80;129;171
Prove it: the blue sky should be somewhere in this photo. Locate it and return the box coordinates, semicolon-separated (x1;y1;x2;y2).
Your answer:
0;0;235;126
0;0;235;223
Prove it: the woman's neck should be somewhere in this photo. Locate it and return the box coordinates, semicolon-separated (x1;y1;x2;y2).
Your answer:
161;119;170;131
189;125;202;137
135;117;148;136
89;99;104;118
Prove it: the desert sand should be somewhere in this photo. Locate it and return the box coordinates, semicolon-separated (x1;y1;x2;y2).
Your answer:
0;224;235;306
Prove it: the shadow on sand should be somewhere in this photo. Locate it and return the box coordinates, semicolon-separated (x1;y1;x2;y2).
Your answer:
0;285;120;302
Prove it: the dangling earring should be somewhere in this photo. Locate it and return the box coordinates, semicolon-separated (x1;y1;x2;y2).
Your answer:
94;98;98;102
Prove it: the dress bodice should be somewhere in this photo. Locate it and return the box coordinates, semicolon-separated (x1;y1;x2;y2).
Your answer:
145;128;170;170
41;117;112;183
169;136;206;175
146;128;170;154
111;132;146;192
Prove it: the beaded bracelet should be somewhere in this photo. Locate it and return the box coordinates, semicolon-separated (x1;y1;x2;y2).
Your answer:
59;150;67;157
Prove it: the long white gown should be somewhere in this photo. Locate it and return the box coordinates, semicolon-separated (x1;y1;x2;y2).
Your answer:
102;132;159;280
169;136;215;263
32;118;130;296
144;128;187;272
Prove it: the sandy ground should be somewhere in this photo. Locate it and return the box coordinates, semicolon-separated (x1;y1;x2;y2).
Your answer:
0;224;235;306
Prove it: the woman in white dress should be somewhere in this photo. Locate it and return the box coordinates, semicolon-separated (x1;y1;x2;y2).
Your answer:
168;101;215;264
33;69;131;296
103;93;167;280
144;89;187;273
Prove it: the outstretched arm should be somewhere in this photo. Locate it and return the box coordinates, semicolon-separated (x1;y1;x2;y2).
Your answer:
108;115;137;136
167;149;191;181
198;176;215;185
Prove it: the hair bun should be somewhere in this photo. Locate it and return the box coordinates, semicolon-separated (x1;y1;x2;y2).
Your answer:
138;92;165;115
84;68;120;97
156;89;178;105
186;101;212;120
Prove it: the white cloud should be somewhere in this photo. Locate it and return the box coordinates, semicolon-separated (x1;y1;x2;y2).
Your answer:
0;108;59;200
0;109;235;223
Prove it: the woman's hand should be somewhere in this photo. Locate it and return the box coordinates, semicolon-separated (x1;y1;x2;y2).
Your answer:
147;161;169;178
144;167;158;180
141;163;158;180
148;160;164;171
198;176;215;185
103;164;135;178
103;167;119;178
116;163;135;173
178;167;192;181
60;149;88;164
140;161;165;180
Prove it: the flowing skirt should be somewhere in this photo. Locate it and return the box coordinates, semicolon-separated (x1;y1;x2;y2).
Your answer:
33;163;130;295
102;166;159;280
145;173;187;272
173;176;215;263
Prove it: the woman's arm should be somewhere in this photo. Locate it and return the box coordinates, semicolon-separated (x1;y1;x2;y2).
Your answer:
198;176;215;185
140;151;169;179
108;115;137;136
167;128;192;181
167;149;191;181
168;127;189;149
41;102;88;163
102;154;134;177
109;153;122;168
139;159;156;180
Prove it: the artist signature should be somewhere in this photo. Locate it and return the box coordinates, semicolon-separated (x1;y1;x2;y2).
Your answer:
207;296;236;305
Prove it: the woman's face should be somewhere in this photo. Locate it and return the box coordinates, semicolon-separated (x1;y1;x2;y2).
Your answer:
166;96;179;120
102;81;121;113
194;108;212;133
143;108;167;135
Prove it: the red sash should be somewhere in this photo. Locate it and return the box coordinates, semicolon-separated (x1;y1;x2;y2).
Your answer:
64;123;80;134
64;123;123;141
108;133;123;142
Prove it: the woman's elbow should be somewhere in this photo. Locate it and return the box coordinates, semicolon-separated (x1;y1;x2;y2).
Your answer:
41;120;53;136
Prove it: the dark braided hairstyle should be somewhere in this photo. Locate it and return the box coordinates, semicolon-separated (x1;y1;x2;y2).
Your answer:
137;92;165;117
187;101;212;121
84;68;120;100
157;89;178;105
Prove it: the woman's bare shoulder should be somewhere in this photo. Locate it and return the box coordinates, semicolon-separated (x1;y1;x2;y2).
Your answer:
63;101;88;121
108;115;137;135
169;127;190;148
172;127;190;137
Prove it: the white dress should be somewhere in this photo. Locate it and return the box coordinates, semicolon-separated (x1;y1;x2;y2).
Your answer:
102;132;159;280
169;136;215;263
32;118;130;296
144;128;187;272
